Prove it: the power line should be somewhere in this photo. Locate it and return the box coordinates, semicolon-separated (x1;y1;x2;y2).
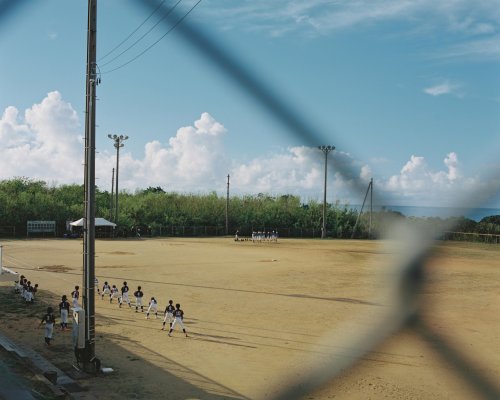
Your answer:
101;0;202;74
98;0;167;63
99;0;185;69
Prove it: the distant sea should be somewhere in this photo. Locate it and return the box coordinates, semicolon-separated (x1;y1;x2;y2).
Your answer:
351;205;500;222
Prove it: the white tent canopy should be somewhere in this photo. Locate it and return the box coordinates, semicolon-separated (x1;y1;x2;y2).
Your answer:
70;218;116;227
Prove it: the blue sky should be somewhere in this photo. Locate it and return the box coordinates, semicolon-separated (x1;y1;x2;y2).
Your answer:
1;0;499;208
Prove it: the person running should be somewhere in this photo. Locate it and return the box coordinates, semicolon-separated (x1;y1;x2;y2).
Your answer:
39;306;56;346
168;303;188;337
71;285;80;308
119;281;131;308
101;281;111;300
59;295;70;331
162;300;175;330
134;286;144;312
110;285;120;304
145;297;158;319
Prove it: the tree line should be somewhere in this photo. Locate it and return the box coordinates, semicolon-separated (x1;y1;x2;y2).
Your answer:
0;178;499;239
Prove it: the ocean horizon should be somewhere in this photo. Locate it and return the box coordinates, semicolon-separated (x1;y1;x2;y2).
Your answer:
351;205;500;222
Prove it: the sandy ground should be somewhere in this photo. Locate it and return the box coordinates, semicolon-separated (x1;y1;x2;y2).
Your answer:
0;237;499;399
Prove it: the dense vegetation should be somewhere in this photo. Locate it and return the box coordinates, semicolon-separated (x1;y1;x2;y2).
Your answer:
1;178;499;240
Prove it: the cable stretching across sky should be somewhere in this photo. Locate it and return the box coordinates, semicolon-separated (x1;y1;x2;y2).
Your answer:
100;0;203;72
98;0;167;63
100;0;183;68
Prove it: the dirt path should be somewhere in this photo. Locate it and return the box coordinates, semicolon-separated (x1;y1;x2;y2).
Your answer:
0;238;498;399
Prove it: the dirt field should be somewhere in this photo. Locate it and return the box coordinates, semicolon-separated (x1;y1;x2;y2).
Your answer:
0;237;498;399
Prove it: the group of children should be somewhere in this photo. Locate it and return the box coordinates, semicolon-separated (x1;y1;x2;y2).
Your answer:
38;279;188;346
14;275;39;304
251;230;279;242
99;280;188;337
38;288;74;346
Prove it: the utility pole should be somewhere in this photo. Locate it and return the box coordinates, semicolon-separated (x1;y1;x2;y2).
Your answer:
108;134;128;225
225;174;230;235
109;168;114;222
369;177;373;239
318;145;335;239
351;178;373;239
82;0;98;372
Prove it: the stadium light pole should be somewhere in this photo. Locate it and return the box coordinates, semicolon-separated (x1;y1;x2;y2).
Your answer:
108;134;128;225
318;145;335;239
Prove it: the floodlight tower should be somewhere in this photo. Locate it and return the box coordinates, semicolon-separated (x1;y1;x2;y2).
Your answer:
318;145;335;239
108;134;128;225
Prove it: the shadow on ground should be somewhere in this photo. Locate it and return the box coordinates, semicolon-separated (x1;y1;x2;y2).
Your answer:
0;285;248;400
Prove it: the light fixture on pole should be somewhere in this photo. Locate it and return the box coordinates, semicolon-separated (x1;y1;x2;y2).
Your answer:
318;145;335;239
107;134;128;225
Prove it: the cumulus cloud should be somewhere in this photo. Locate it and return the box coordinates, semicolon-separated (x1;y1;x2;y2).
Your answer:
1;93;498;208
0;91;83;184
379;152;491;206
97;112;230;192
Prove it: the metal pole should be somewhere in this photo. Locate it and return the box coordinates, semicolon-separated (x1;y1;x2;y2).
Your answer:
115;144;119;224
226;174;229;235
110;168;114;222
108;135;128;226
318;145;335;239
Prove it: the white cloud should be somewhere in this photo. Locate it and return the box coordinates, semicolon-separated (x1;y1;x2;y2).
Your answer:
440;34;500;60
423;81;462;97
203;1;500;39
1;93;499;208
378;152;496;207
0;91;83;183
97;112;230;192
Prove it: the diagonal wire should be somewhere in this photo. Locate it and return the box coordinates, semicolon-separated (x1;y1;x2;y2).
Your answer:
98;0;167;62
100;0;185;69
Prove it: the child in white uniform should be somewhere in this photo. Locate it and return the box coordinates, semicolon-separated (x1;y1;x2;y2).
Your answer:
145;297;158;319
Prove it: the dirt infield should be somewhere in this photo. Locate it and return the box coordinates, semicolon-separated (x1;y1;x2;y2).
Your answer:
0;238;499;399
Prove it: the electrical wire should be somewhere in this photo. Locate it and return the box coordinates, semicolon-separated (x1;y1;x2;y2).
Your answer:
98;0;167;63
99;0;184;69
101;0;202;74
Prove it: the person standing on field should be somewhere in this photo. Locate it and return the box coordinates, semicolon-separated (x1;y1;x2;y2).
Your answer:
119;281;131;308
162;300;175;330
39;307;56;346
134;286;144;312
59;295;70;331
102;281;111;300
168;303;188;337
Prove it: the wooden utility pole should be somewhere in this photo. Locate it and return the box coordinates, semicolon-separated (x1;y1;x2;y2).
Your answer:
82;0;98;372
318;145;335;239
225;174;230;235
351;178;373;239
